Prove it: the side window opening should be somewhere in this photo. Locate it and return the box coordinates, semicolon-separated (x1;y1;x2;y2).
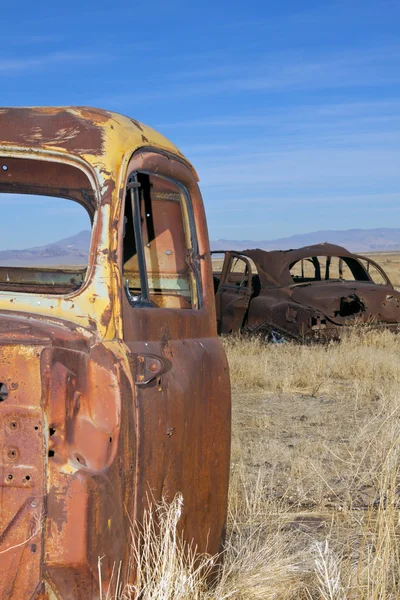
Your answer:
325;257;355;281
290;257;321;282
123;171;200;309
339;257;370;281
211;252;226;294
212;253;260;296
359;259;388;285
290;255;374;284
227;257;249;286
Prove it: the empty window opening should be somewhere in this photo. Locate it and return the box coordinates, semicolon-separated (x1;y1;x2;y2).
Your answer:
0;157;94;294
290;256;373;284
211;252;259;296
211;252;225;276
123;172;199;309
229;258;247;284
227;257;250;287
211;252;225;293
359;258;388;285
290;257;321;282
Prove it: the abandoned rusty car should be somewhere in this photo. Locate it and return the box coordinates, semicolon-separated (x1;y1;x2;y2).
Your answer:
0;107;231;599
213;244;400;340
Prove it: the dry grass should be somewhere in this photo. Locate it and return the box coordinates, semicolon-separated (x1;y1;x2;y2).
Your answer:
224;328;400;599
107;324;400;599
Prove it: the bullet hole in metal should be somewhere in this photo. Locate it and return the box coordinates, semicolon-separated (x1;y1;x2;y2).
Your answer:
25;475;30;481
2;165;8;171
109;436;112;443
48;450;55;457
10;421;17;430
7;448;17;461
0;383;8;401
49;427;56;436
30;544;37;553
75;454;87;466
7;474;13;480
34;425;39;430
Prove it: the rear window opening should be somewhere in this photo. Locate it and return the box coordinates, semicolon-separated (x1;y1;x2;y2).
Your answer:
0;157;94;295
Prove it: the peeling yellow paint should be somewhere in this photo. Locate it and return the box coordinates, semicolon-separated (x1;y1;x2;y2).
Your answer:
0;107;196;342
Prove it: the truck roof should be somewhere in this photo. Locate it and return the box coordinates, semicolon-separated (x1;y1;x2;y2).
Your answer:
0;106;197;183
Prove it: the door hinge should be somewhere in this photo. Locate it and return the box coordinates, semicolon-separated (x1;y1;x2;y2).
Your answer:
134;354;165;385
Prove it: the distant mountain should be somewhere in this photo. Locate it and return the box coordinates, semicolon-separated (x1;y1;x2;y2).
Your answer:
0;230;91;266
0;227;400;267
211;229;400;253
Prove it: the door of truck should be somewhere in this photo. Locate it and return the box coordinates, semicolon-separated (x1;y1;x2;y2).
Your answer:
120;150;231;558
215;252;253;333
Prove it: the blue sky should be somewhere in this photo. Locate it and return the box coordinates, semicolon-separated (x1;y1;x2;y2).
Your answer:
1;0;400;249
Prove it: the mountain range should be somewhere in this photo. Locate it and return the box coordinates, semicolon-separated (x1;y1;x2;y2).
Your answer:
1;228;400;267
211;228;400;253
0;230;91;266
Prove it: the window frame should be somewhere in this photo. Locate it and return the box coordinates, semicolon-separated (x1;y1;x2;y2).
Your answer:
357;256;391;286
0;154;96;297
225;255;252;288
123;169;202;310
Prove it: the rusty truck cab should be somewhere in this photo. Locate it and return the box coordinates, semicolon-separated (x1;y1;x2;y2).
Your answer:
0;107;231;599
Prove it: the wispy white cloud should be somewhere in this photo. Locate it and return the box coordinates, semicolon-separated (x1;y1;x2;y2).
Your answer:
156;100;400;130
205;192;400;212
1;34;67;46
217;0;399;32
0;51;110;75
196;146;400;189
103;45;400;106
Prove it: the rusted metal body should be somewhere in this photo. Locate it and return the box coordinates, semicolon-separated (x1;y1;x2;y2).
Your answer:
213;243;400;340
0;107;231;598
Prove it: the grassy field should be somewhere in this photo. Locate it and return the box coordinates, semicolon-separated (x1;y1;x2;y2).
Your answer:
115;252;400;599
223;328;400;599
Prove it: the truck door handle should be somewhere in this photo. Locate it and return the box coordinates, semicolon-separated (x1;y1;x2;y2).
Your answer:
134;354;166;385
